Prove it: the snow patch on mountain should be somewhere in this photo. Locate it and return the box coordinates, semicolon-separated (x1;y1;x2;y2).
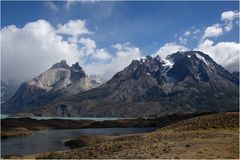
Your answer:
162;58;174;68
195;53;216;72
196;53;209;66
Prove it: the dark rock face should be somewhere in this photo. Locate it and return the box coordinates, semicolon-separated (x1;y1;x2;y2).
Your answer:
70;62;86;82
31;51;239;117
232;71;239;81
167;56;192;82
4;51;239;117
2;60;103;114
5;83;47;113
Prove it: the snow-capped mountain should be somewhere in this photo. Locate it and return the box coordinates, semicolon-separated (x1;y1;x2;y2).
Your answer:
2;60;105;113
3;51;239;117
166;51;238;85
20;51;238;117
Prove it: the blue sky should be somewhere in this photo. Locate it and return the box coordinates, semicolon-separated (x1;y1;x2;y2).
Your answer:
1;1;239;82
2;1;239;53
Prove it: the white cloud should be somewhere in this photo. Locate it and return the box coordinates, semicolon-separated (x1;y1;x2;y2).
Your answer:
46;1;59;12
78;38;112;61
1;19;140;83
153;43;188;59
196;39;239;72
221;10;239;32
202;24;223;41
1;19;79;84
85;43;141;79
80;0;98;4
113;43;140;59
104;43;141;78
64;0;97;10
64;1;78;10
2;10;239;85
57;19;92;36
94;49;112;61
183;31;191;36
194;10;240;71
79;38;96;55
224;22;233;32
177;27;202;44
192;29;201;35
179;36;187;45
221;10;239;21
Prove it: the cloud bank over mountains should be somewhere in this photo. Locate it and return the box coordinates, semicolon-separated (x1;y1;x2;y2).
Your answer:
165;10;239;73
1;20;80;83
1;10;239;84
1;19;140;82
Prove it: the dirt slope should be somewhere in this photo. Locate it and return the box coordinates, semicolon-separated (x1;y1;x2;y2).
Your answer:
22;112;239;159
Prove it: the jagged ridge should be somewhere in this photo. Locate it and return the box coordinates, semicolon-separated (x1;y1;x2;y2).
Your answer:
2;60;105;114
30;51;239;117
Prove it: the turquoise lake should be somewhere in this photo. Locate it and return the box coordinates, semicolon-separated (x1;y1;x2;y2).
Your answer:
0;114;126;121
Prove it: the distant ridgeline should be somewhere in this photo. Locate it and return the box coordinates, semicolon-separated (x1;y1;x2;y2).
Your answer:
2;51;239;117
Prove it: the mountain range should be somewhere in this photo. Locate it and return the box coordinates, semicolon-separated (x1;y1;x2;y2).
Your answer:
2;51;239;117
2;60;105;114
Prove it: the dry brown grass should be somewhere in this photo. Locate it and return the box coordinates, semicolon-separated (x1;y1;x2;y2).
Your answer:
1;127;32;139
21;112;239;159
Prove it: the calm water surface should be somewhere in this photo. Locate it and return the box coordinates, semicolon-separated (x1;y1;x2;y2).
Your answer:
0;114;125;121
1;127;156;156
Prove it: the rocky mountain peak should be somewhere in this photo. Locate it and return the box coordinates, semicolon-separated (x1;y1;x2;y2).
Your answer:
70;62;86;82
154;55;162;61
51;60;70;69
140;55;155;64
36;50;237;117
232;71;239;78
3;60;104;114
111;51;239;87
126;60;140;71
166;51;210;62
3;51;239;117
71;62;82;71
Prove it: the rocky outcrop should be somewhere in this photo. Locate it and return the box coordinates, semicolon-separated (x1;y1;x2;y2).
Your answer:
2;60;105;113
31;51;239;117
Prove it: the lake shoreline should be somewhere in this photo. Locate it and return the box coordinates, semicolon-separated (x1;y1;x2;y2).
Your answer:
1;112;238;159
25;112;240;159
1;112;215;139
1;127;156;157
